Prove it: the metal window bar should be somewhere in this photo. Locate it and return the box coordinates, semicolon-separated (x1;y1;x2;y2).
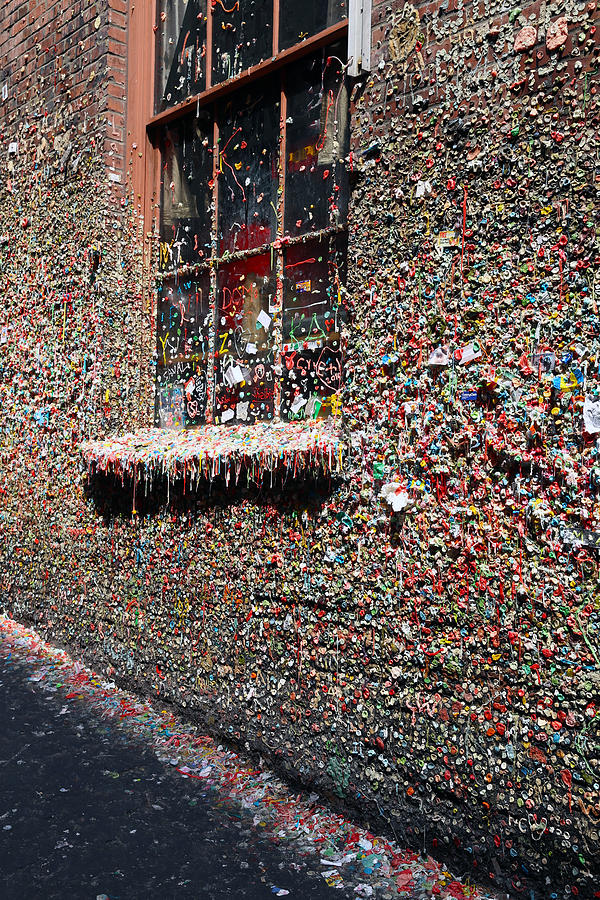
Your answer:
206;0;213;91
273;0;280;57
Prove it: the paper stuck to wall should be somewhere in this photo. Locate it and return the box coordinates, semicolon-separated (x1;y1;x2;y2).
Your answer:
583;395;600;433
257;310;272;330
291;396;307;414
224;365;245;387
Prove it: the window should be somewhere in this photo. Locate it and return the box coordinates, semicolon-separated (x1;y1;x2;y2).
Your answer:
157;0;207;110
152;1;350;430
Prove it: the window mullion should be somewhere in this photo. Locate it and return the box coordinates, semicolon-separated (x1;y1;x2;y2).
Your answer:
206;0;213;89
207;112;219;424
278;77;287;239
272;0;280;56
272;76;287;424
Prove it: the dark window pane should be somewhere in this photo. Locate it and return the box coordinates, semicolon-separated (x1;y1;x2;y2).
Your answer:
156;359;209;428
217;85;279;255
281;236;345;422
156;275;211;429
156;0;207;111
214;254;276;425
284;50;349;237
282;235;346;342
212;0;273;85
157;275;211;365
281;342;342;421
160;113;213;272
279;0;347;51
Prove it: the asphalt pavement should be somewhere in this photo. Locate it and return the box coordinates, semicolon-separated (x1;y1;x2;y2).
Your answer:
0;657;351;900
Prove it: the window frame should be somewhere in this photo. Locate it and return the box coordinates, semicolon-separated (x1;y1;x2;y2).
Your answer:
148;3;351;429
149;4;349;128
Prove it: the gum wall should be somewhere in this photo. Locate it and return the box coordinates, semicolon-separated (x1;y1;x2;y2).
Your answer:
1;1;600;897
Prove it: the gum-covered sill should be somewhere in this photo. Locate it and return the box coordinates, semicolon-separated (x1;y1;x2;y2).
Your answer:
80;419;345;483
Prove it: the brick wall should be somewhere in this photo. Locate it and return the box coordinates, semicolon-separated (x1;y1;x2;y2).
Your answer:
1;2;600;898
345;1;600;894
1;0;126;173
